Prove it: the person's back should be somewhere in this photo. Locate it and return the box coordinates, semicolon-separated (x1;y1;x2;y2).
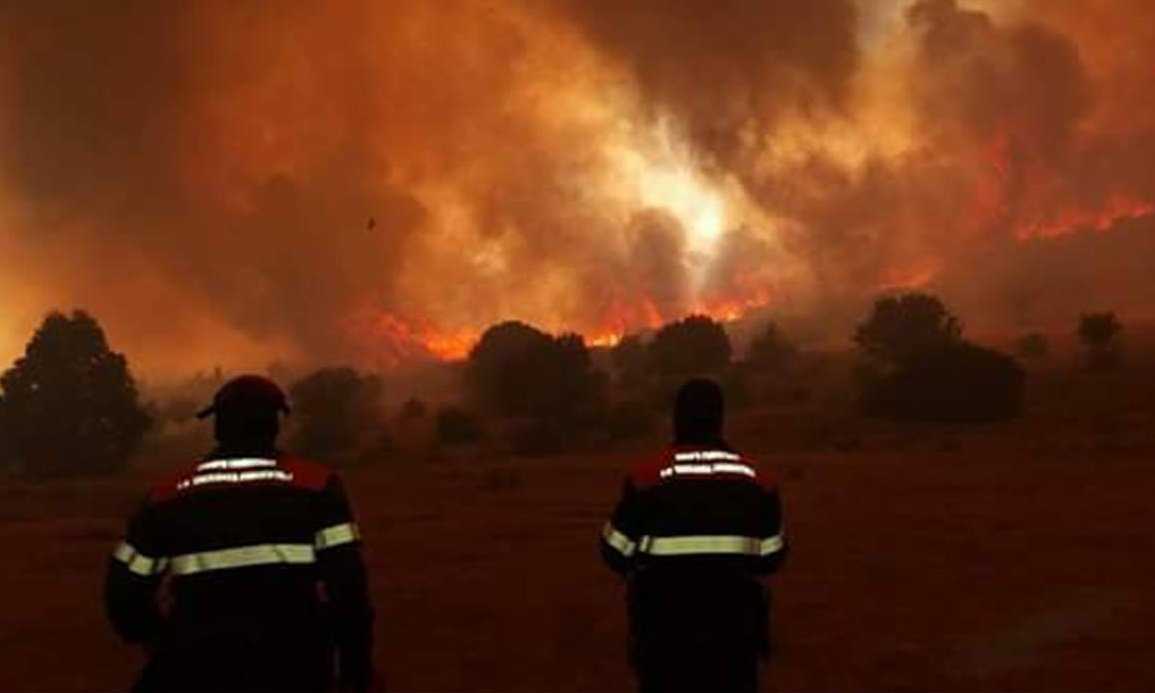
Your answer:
105;375;373;692
601;379;787;693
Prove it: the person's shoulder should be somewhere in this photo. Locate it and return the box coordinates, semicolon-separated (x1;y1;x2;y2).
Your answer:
734;451;779;491
645;445;779;490
146;460;206;504
277;452;336;491
144;454;336;502
626;448;676;490
146;468;192;504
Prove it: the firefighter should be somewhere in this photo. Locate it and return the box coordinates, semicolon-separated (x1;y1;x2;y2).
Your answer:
104;375;374;692
600;378;788;693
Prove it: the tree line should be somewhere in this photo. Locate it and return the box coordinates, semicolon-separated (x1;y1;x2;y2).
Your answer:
0;298;1129;476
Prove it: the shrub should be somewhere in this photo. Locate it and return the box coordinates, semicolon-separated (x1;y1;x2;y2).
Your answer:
0;310;151;476
854;294;1022;422
741;322;800;406
860;341;1025;422
435;405;483;445
0;432;11;472
610;334;649;390
647;314;732;377
466;321;606;420
855;292;962;365
1015;332;1049;360
1077;312;1122;348
1077;312;1122;370
288;367;383;461
745;321;797;373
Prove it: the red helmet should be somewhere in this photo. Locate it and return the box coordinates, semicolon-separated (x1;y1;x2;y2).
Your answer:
196;375;290;420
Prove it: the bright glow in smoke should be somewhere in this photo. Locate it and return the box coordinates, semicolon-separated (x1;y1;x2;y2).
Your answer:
636;121;726;257
3;0;1155;375
639;162;726;254
608;116;730;291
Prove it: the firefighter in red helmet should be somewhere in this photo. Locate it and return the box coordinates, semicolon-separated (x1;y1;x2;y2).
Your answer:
104;375;375;692
601;378;788;693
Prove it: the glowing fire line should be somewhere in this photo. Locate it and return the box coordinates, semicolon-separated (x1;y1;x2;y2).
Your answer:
1017;194;1155;240
356;289;774;365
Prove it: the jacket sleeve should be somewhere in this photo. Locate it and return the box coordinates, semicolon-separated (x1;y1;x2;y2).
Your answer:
104;499;168;644
600;477;646;575
750;485;788;576
315;474;375;692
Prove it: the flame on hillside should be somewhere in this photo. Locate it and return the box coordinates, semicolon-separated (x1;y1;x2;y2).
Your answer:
1;0;1155;375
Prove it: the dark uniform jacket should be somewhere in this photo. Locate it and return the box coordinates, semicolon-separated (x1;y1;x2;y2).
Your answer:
600;445;787;670
105;451;373;692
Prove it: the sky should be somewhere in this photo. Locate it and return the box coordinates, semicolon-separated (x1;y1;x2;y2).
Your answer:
0;0;1153;377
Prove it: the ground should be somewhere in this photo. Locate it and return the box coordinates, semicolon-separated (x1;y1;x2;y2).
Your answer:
1;422;1154;692
3;348;1155;692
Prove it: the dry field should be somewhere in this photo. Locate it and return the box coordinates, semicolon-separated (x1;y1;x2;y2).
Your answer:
2;364;1155;691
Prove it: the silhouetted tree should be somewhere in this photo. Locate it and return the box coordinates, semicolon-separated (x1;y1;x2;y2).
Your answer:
466;321;605;420
1078;312;1122;348
0;430;11;471
648;315;732;376
1077;312;1122;370
1015;332;1049;360
0;310;150;476
861;342;1024;422
610;334;649;389
436;405;482;445
288;367;383;461
732;322;802;405
855;295;1023;422
855;293;962;365
745;321;797;372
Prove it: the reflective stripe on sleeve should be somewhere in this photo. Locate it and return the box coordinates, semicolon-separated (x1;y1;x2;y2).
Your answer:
169;544;315;575
602;522;638;557
639;533;785;557
314;522;360;550
112;541;169;577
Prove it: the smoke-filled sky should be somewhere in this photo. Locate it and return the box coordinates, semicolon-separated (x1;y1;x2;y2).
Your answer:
1;0;1153;376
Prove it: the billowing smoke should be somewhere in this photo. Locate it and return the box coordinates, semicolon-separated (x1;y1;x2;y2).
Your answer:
0;0;1152;376
556;0;859;167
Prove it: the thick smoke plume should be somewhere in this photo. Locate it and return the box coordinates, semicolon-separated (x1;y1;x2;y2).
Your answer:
0;1;1152;376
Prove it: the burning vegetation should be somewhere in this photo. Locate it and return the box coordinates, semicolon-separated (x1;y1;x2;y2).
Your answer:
0;1;1153;376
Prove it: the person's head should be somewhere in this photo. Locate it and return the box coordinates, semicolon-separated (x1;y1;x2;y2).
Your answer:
673;378;725;446
197;375;290;449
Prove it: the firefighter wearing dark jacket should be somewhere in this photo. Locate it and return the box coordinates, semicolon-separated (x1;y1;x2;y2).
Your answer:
601;378;787;693
105;375;374;693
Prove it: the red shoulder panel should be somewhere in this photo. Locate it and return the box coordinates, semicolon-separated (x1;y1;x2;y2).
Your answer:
147;465;198;504
628;449;675;490
740;455;778;490
278;454;333;492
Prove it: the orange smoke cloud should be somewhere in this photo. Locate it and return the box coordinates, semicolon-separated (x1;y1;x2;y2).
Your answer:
0;0;1153;377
